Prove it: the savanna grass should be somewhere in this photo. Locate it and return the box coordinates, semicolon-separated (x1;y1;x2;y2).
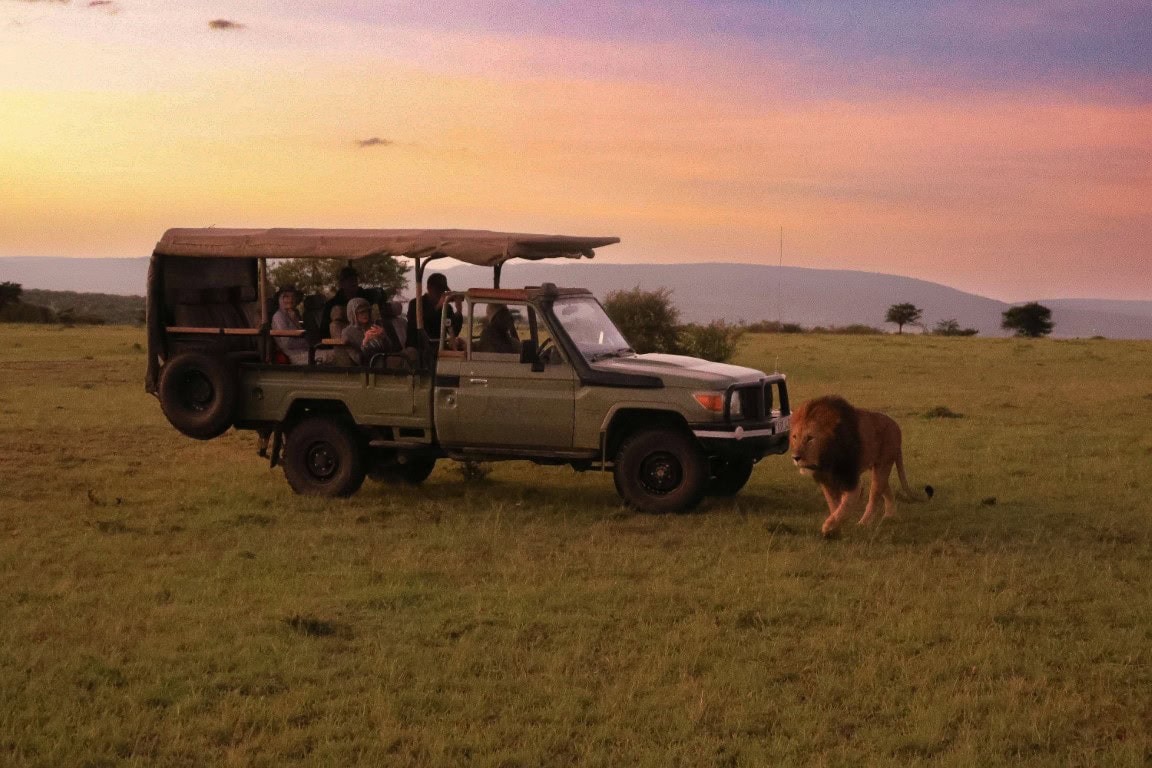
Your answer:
1;325;1149;766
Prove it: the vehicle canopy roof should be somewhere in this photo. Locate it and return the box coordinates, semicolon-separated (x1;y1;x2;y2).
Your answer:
154;228;619;266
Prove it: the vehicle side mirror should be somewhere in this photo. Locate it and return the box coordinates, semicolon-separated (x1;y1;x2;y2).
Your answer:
520;339;545;372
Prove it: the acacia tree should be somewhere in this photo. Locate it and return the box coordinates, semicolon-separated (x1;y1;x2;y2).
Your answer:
885;302;922;334
268;256;408;299
1002;302;1054;338
603;286;680;354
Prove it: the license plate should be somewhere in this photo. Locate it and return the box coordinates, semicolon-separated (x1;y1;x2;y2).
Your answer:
775;415;790;433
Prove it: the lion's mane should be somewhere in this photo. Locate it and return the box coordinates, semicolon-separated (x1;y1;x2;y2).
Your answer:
804;395;862;494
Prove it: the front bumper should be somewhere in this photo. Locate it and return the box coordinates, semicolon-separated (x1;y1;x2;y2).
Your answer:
691;414;791;460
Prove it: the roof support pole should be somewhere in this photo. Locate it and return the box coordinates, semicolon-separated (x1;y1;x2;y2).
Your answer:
257;257;269;361
493;263;502;289
414;257;425;332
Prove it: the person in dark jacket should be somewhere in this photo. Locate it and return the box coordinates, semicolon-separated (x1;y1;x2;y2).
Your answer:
406;272;462;349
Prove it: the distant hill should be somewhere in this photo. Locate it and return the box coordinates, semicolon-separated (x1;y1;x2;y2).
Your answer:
0;257;148;296
447;262;1152;339
3;256;1151;338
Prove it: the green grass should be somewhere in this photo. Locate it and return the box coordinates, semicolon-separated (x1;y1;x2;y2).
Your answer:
1;325;1150;766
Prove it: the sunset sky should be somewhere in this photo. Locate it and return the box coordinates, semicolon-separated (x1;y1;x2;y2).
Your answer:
1;0;1149;300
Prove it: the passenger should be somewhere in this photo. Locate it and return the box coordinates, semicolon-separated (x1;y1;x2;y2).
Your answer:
476;304;522;354
271;285;311;365
340;297;374;363
406;272;463;350
381;301;408;350
321;266;374;335
338;296;402;363
328;304;349;339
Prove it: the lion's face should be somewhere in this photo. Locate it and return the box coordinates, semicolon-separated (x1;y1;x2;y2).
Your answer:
789;401;837;475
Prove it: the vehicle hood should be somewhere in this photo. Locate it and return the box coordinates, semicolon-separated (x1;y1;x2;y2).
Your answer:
590;353;769;388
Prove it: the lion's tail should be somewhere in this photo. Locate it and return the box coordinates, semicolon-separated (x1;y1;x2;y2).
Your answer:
895;445;934;502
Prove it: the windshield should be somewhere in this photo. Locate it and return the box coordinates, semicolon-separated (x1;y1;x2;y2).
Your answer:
552;297;634;362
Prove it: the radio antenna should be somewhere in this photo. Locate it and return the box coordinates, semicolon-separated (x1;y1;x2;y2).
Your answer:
774;225;783;374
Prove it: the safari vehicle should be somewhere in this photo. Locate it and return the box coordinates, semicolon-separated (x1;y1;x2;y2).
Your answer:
145;228;791;513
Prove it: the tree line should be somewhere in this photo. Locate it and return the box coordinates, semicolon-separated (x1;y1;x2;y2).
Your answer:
885;301;1054;337
0;282;146;325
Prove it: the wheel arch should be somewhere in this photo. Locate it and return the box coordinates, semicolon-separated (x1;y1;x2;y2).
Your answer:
603;407;694;463
282;398;358;433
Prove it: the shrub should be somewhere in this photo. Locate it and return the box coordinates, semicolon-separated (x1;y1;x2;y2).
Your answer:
933;319;979;337
810;324;884;335
741;320;805;334
678;321;745;363
603;286;680;354
0;302;55;324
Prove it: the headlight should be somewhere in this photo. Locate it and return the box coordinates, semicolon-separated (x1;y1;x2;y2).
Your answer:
693;391;740;418
693;392;725;413
728;393;742;419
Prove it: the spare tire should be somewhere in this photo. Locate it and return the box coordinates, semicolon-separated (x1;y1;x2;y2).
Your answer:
158;352;238;440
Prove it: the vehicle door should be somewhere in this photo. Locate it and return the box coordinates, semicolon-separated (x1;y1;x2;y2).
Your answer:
434;299;576;449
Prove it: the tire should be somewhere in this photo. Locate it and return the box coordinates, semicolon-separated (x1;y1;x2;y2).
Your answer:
157;352;237;440
707;457;755;497
613;428;708;514
283;417;365;497
368;453;437;485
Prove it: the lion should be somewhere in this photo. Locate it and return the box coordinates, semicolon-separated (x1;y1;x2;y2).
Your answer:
789;395;933;537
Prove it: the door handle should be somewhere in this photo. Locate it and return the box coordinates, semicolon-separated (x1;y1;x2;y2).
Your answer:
468;378;488;386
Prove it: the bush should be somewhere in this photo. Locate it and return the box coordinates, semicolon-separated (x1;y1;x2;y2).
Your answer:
678;321;745;363
603;286;680;354
933;319;979;337
0;302;55;323
810;324;884;335
741;320;805;334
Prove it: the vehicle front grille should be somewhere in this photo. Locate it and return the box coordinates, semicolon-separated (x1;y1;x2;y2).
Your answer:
729;379;788;422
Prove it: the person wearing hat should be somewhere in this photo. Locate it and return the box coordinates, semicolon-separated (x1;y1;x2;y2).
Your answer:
271;285;311;365
406;272;463;349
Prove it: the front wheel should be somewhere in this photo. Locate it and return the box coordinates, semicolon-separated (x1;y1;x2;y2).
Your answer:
613;428;708;514
707;457;755;496
283;417;365;497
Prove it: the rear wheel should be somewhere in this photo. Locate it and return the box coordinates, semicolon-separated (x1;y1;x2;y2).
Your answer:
283;417;365;497
613;428;707;514
707;457;755;496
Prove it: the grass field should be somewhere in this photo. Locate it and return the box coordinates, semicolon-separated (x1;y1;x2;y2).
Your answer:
2;325;1150;767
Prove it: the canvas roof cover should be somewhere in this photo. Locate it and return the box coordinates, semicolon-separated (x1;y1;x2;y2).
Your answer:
154;228;619;266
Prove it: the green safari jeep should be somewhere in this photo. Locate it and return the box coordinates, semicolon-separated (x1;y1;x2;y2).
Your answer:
145;228;791;513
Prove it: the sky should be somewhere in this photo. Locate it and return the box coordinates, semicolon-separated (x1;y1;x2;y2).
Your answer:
1;0;1149;301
